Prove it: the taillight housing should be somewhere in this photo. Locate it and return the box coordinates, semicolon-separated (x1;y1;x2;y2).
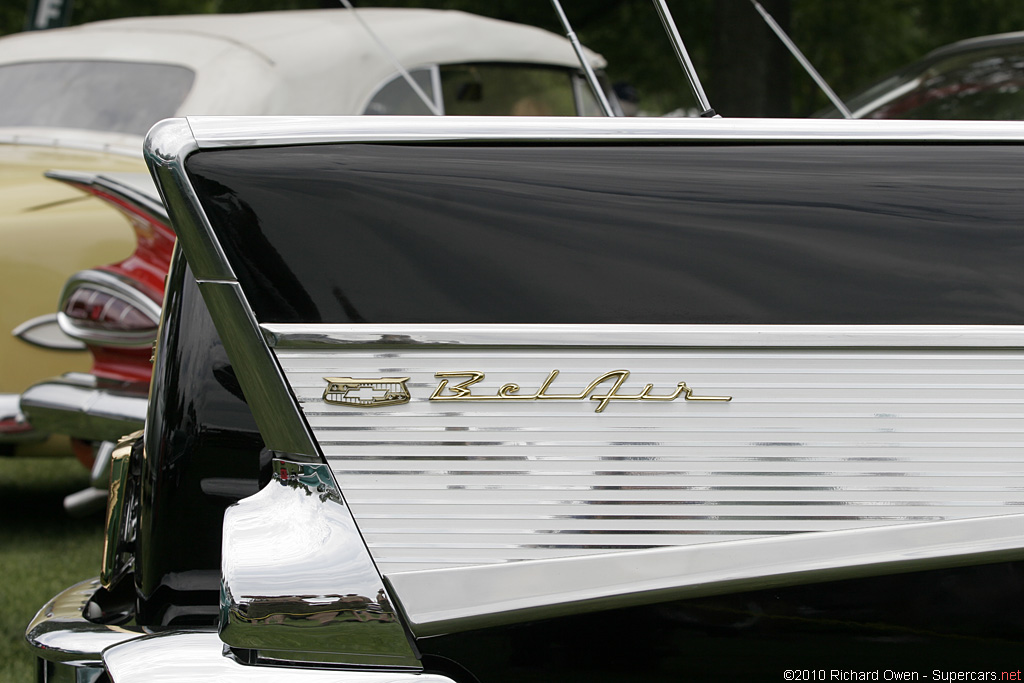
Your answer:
57;270;161;347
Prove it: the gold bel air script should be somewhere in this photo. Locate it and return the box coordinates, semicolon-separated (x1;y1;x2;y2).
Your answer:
430;370;731;413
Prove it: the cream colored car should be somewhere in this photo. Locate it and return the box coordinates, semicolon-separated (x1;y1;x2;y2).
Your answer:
0;8;614;458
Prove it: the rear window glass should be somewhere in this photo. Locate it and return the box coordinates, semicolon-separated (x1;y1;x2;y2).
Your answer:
0;60;194;135
364;64;581;116
441;64;577;116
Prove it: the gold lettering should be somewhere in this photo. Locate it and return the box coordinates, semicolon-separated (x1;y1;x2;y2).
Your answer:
429;370;731;411
431;371;486;400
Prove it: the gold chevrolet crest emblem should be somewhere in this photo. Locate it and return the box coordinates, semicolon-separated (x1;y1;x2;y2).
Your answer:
322;377;411;407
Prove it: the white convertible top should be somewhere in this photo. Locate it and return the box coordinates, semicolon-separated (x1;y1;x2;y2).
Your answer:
0;8;605;116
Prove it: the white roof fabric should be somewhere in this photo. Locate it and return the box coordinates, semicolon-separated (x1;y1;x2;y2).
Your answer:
0;9;606;116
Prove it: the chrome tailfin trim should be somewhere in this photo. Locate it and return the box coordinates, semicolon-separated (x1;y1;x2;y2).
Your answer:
145;119;318;460
387;512;1024;636
105;632;453;683
196;281;318;457
25;578;150;665
263;323;1024;349
220;459;420;669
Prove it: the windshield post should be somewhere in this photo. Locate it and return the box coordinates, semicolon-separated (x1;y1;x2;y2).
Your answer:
549;0;615;116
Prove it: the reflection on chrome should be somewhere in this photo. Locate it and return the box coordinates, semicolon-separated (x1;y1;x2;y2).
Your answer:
220;459;419;668
25;577;151;665
105;632;457;683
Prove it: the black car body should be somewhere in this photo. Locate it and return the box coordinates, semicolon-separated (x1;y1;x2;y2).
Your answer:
27;116;1024;681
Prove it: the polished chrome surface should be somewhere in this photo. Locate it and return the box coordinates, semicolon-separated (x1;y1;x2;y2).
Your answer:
182;115;1024;150
63;486;109;518
220;458;419;668
264;323;1024;349
56;269;162;347
144;118;235;282
105;632;455;683
388;512;1024;636
25;578;150;665
196;282;319;458
273;324;1024;574
89;439;116;489
550;0;614;116
653;0;713;115
102;431;142;588
20;372;147;443
42;662;105;683
12;313;86;351
45;170;166;222
0;392;38;441
145;119;319;459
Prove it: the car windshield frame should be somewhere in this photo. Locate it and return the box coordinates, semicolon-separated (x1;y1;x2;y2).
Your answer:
362;61;616;117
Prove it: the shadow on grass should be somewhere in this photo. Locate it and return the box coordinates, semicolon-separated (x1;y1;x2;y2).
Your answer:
0;455;105;682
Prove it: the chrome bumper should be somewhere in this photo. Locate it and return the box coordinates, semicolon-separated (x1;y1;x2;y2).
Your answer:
20;372;147;443
26;578;149;679
29;580;455;683
104;632;455;683
0;393;43;444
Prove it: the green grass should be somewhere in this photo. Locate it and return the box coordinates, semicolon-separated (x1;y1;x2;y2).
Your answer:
0;456;105;683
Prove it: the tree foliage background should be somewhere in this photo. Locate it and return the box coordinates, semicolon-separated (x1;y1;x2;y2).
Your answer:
5;0;1024;116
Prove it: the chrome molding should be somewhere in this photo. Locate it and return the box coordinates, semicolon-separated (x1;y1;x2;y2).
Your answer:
0;393;38;442
145;118;234;282
182;115;1024;150
12;313;86;351
20;372;147;443
45;170;167;223
57;269;162;347
25;578;150;665
145;119;319;460
387;512;1024;636
264;323;1024;349
271;324;1024;574
105;632;455;683
197;282;318;458
220;459;419;668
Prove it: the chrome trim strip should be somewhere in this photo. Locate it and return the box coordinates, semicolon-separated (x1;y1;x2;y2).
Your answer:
263;323;1024;349
12;313;86;351
387;513;1024;636
104;632;455;683
57;269;162;347
221;459;419;668
0;393;38;441
20;372;147;443
197;282;318;458
144;118;235;282
25;578;150;665
146;118;318;459
45;170;167;223
183;116;1024;149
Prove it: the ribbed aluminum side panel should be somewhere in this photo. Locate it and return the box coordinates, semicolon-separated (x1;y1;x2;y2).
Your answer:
275;341;1024;574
